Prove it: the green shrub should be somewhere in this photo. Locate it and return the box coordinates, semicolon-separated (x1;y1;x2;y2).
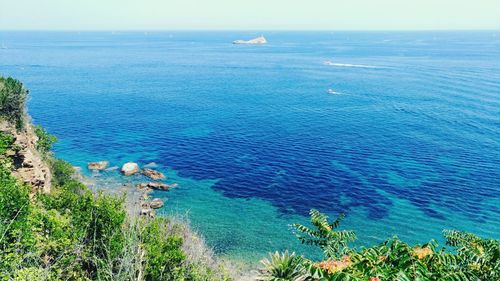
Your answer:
259;251;307;281
0;132;15;155
12;267;50;281
50;158;75;186
142;218;187;280
85;193;126;263
293;210;356;259
0;77;28;129
0;160;34;274
443;230;500;280
34;125;57;155
261;209;500;281
0;161;32;246
38;182;126;279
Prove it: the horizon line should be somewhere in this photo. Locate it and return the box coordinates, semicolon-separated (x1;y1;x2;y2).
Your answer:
1;28;499;32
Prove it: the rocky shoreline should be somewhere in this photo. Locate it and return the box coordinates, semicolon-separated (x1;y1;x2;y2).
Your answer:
85;160;177;219
0;120;52;193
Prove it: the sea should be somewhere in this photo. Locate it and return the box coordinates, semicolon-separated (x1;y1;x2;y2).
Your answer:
0;31;499;263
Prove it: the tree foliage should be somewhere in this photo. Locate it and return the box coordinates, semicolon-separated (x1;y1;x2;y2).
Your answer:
0;77;28;129
261;210;499;281
293;210;356;259
34;125;57;155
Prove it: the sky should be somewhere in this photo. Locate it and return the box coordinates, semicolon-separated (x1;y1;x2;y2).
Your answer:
0;0;499;30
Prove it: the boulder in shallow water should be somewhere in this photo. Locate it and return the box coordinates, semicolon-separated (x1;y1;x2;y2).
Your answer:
88;161;109;171
149;198;164;209
121;162;140;176
137;182;176;191
142;168;165;180
149;182;175;190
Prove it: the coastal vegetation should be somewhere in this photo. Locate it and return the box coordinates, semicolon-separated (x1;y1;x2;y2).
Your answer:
33;125;57;156
0;77;230;280
0;77;27;129
259;210;499;280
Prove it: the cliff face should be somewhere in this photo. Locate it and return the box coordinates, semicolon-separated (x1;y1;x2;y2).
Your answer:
0;120;51;193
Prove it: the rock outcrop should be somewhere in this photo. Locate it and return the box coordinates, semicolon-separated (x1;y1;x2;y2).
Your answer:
88;161;109;171
149;198;164;209
121;162;139;176
137;182;177;191
140;208;155;218
142;168;165;180
1;120;51;193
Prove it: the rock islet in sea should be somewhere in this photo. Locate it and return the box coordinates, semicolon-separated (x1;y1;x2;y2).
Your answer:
233;35;267;44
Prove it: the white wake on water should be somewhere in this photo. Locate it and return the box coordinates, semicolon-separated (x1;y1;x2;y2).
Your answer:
327;89;343;95
324;60;379;69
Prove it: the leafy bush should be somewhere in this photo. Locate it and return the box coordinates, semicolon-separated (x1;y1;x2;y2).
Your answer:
50;158;75;186
260;209;500;280
34;125;57;155
0;132;15;155
0;77;28;129
293;210;356;259
443;230;500;280
142;218;187;280
0;160;34;275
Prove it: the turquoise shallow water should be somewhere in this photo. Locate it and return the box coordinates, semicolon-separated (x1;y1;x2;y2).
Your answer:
0;31;499;263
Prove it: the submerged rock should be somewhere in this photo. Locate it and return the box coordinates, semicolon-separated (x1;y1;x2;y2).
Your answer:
143;162;158;168
104;166;119;172
142;168;165;180
121;162;139;176
137;183;150;190
149;198;164;209
137;182;176;191
88;161;109;171
148;182;172;190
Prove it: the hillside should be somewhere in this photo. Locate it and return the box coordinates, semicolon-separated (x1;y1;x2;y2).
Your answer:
0;120;51;193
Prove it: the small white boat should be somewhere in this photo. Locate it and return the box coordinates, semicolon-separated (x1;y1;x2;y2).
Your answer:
327;89;341;95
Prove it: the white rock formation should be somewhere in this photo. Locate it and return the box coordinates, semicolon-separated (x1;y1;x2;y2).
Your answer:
233;36;267;44
121;162;140;176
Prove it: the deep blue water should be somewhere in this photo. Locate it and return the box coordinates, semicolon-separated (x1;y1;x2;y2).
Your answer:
1;31;499;262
